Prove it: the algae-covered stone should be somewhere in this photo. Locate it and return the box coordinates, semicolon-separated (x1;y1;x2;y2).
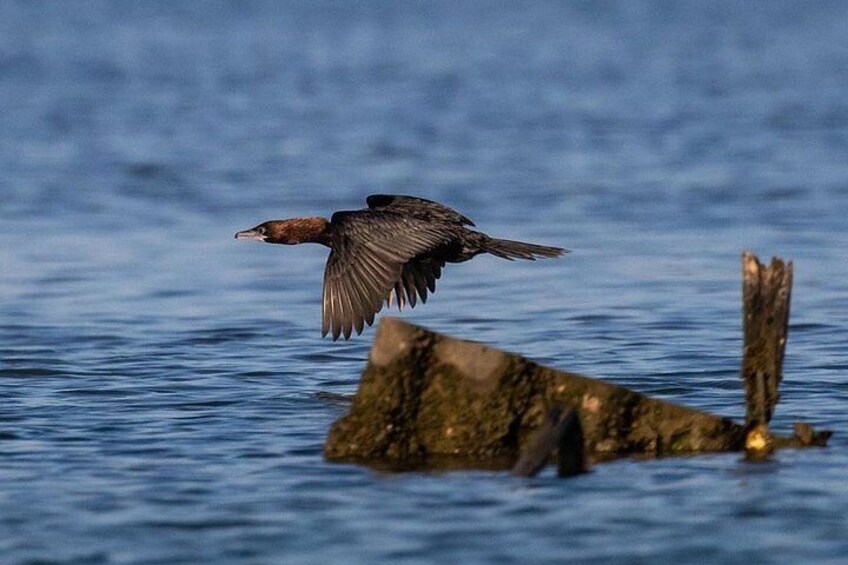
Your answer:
324;318;749;468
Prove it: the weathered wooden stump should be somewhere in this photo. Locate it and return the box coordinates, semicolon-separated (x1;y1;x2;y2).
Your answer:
741;252;792;427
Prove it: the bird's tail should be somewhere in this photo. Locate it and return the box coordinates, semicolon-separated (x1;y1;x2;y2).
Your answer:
483;237;567;261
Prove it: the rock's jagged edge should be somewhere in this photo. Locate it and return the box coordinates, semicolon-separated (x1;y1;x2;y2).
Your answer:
324;318;829;472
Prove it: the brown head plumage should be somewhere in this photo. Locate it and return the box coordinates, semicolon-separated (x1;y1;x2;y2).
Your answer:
235;217;331;245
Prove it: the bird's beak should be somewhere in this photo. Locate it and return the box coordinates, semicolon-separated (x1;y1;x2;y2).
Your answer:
234;228;265;241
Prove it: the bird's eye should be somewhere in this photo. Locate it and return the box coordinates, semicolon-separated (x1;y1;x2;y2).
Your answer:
258;227;266;235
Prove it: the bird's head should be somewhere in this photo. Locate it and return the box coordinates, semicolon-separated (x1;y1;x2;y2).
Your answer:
235;218;330;245
235;221;273;243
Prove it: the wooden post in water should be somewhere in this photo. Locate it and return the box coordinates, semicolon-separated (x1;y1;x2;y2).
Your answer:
741;252;793;458
741;252;792;425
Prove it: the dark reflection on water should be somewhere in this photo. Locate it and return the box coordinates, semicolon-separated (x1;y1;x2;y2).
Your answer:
2;1;848;563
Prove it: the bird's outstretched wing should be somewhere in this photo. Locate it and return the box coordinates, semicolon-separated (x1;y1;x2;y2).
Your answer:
322;211;453;340
366;194;475;226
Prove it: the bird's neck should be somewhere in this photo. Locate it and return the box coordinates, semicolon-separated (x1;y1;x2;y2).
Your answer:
268;217;332;245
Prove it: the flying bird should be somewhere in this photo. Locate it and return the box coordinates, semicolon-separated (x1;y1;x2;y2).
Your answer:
235;194;566;340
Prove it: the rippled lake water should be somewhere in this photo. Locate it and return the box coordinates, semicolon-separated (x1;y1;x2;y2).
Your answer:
2;1;847;563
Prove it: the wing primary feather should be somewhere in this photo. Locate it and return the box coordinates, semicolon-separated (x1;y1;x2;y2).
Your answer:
340;282;354;340
331;278;344;341
426;268;437;292
348;273;368;335
321;256;335;338
392;280;405;311
345;265;373;334
322;289;330;338
402;265;418;308
412;265;429;304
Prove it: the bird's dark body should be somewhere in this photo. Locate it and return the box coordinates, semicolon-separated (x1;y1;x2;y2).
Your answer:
330;210;482;264
235;194;566;340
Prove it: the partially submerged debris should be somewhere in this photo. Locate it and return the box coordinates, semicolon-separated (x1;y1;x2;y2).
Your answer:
741;253;793;460
741;252;792;427
788;421;832;448
511;407;586;477
323;253;831;476
324;317;749;469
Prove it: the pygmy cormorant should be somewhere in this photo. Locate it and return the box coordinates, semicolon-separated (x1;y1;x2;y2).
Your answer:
235;194;566;340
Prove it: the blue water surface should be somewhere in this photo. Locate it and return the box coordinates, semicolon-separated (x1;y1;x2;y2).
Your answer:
1;1;847;563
